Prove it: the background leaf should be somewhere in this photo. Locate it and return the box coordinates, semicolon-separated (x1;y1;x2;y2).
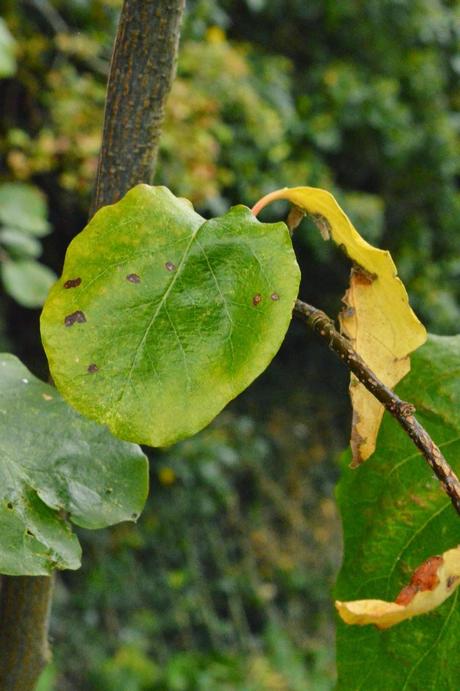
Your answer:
41;184;300;447
0;182;50;236
0;18;16;78
0;227;42;259
336;334;460;690
0;353;148;575
1;259;56;308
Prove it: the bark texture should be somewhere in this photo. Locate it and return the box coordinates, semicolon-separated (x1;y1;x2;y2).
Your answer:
91;0;185;215
0;576;53;691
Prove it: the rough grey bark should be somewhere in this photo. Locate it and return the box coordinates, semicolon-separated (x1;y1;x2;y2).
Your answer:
0;576;53;690
90;0;185;215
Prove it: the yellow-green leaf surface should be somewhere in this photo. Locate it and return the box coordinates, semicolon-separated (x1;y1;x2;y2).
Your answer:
41;185;300;446
336;335;460;690
253;187;426;463
0;354;148;575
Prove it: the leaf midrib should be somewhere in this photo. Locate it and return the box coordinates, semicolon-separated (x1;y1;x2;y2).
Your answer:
112;220;203;417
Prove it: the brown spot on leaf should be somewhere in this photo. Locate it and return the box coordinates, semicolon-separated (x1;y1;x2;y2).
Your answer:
165;261;176;272
447;575;459;589
409;494;426;507
64;311;86;327
64;277;82;289
6;502;13;510
126;273;141;283
271;293;280;301
352;266;377;285
395;556;443;606
252;294;262;306
87;364;99;373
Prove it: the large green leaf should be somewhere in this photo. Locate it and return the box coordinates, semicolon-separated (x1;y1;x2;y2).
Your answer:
41;185;300;446
0;354;148;576
336;334;460;690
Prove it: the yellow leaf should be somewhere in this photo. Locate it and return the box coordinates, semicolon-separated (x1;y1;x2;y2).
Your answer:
335;546;460;629
252;187;426;464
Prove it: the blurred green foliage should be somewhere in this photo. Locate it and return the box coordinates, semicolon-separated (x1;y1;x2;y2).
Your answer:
0;0;459;687
1;0;459;327
0;17;16;77
0;182;56;306
221;0;460;330
49;411;340;689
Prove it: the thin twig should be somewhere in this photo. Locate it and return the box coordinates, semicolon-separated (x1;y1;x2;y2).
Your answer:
25;0;109;75
26;0;68;34
294;298;460;516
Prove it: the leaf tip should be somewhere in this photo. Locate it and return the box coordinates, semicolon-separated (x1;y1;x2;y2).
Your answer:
336;546;460;630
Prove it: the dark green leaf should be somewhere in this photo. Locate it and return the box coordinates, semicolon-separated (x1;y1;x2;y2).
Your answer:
0;354;148;575
336;334;460;690
0;183;50;236
2;259;56;308
41;185;300;446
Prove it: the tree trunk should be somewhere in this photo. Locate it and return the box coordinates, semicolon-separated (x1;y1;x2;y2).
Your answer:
0;1;184;687
91;0;185;215
0;577;53;691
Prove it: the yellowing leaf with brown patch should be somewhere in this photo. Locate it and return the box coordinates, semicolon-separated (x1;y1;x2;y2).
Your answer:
335;546;460;629
252;187;426;464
